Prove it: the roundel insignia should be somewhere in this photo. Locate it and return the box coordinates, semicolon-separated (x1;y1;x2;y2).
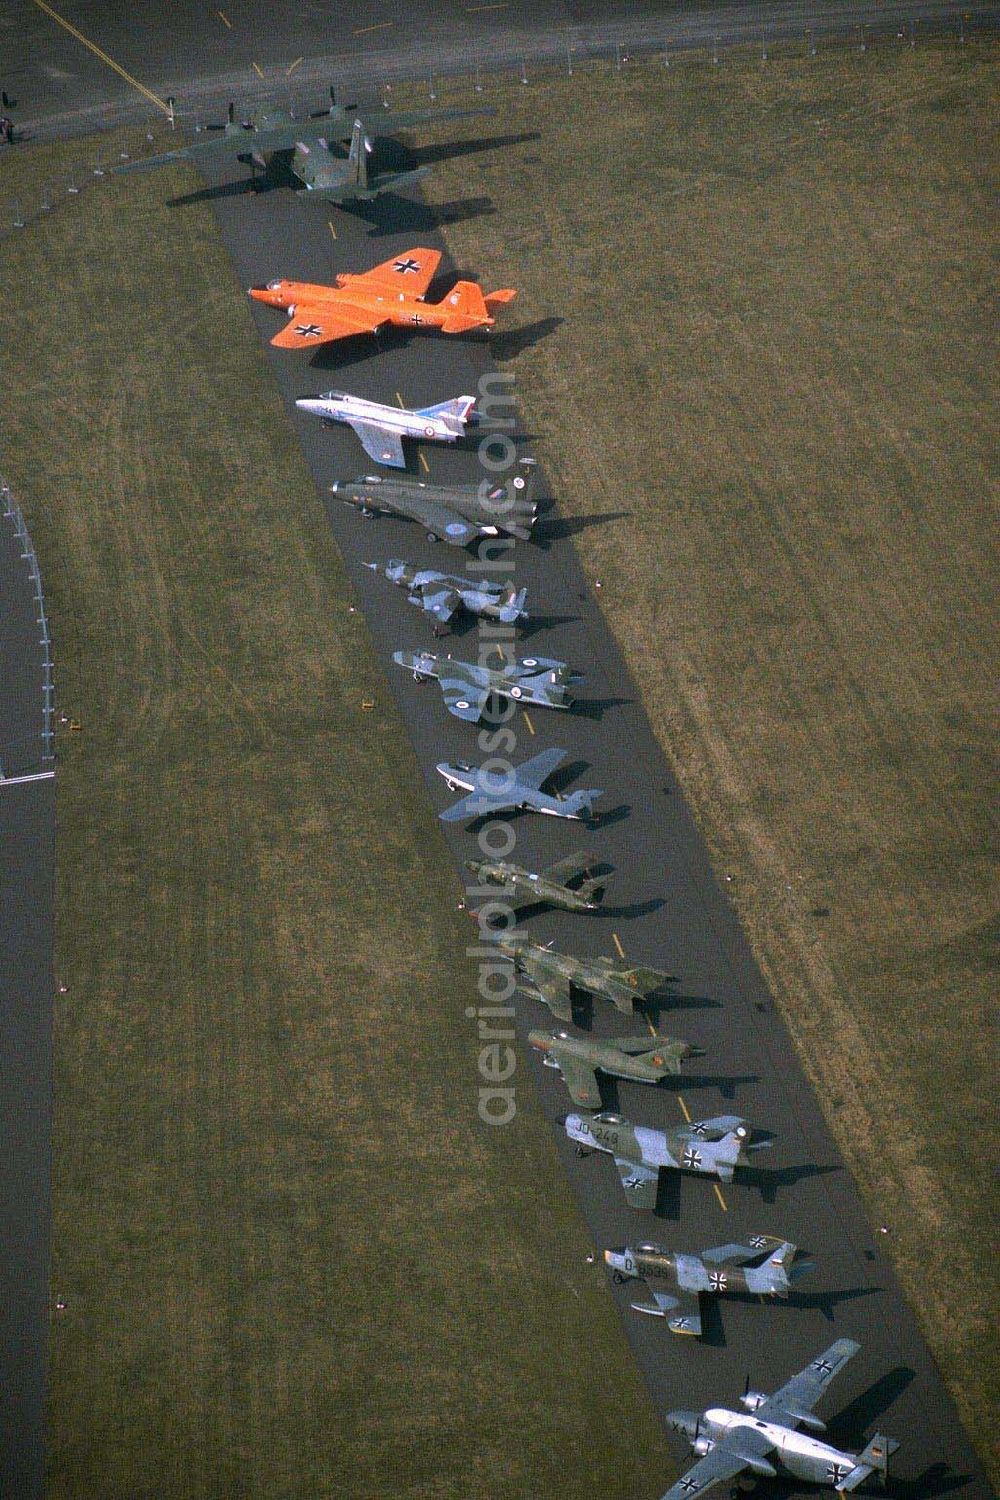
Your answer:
424;425;435;437
456;700;470;710
510;686;522;698
522;657;538;667
445;522;466;536
513;476;525;489
651;1055;664;1067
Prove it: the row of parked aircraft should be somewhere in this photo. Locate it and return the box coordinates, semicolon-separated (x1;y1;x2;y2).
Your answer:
130;87;904;1499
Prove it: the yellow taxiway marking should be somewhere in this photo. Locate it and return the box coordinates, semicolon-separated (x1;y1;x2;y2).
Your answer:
645;1014;658;1037
676;1095;691;1123
522;711;536;736
328;220;338;240
216;9;231;27
611;930;626;960
29;0;170;113
355;20;393;34
252;61;264;77
287;55;303;75
714;1183;729;1212
418;451;430;474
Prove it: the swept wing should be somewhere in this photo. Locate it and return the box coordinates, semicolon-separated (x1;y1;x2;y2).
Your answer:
413;583;462;622
440;673;490;723
519;962;574;1024
701;1235;785;1267
615;1156;659;1210
552;1053;602;1109
513;746;567;790
639;1278;701;1336
541;850;596;887
339;246;441;299
349;422;405;469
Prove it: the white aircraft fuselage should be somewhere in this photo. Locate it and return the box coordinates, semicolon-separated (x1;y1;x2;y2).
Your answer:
295;391;468;442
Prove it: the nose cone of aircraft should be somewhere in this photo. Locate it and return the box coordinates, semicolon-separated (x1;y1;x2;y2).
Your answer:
564;1112;584;1141
295;397;330;417
603;1248;630;1275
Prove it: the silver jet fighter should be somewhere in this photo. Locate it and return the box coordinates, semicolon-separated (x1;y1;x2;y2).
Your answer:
565;1110;765;1208
436;746;601;824
604;1234;813;1337
664;1339;899;1496
464;850;606;914
529;1029;701;1109
296;391;475;468
394;649;581;723
333;457;538;546
367;559;527;634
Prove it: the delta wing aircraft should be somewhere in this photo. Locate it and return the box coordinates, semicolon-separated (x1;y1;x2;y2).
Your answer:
333;457;537;546
604;1234;813;1336
528;1029;701;1108
465;850;606;914
663;1339;899;1496
250;247;516;350
436;747;601;824
565;1110;765;1207
366;559;528;634
297;391;474;468
498;932;674;1021
116;90;487;195
394;649;581;722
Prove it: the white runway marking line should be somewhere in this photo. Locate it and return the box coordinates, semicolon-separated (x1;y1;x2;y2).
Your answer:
0;771;56;786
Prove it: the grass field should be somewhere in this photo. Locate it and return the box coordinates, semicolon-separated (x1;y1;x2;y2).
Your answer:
418;37;1000;1475
0;139;668;1497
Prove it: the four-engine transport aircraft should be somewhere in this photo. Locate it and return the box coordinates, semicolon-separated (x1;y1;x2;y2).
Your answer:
498;932;675;1021
604;1234;813;1336
333;457;538;546
529;1028;701;1108
366;559;528;634
565;1110;765;1207
115;89;488;195
297;391;475;468
436;747;602;824
663;1339;898;1496
464;849;606;914
393;649;580;722
250;246;516;350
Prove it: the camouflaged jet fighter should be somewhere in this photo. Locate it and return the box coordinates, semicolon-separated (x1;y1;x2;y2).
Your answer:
368;559;527;634
604;1234;813;1336
394;649;581;722
565;1110;765;1208
115;89;487;196
664;1339;899;1496
498;932;674;1022
332;457;538;546
529;1029;701;1108
436;747;601;824
464;850;607;914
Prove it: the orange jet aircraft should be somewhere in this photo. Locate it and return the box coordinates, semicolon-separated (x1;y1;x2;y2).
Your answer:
249;247;516;350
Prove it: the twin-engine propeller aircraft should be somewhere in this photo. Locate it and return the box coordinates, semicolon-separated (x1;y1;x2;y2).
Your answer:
604;1234;813;1336
250;247;516;350
115;89;488;198
663;1339;898;1496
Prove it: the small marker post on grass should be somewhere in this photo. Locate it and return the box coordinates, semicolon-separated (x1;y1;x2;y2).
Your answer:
12;198;24;228
475;63;483;92
566;38;573;75
520;57;528;85
429;76;436;101
713;34;720;65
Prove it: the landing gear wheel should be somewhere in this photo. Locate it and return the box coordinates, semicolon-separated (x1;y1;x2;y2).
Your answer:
426;531;438;543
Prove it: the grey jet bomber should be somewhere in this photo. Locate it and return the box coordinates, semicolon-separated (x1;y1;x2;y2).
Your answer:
528;1029;701;1109
436;747;601;824
115;90;487;196
565;1110;766;1207
465;850;606;914
394;649;581;722
366;559;528;634
332;457;538;546
498;932;674;1021
299;391;475;469
663;1339;899;1496
604;1234;813;1336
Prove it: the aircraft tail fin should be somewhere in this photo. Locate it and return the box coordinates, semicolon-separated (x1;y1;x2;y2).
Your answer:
837;1435;900;1492
763;1240;797;1273
559;788;602;821
500;584;528;618
348;118;369;189
414;395;476;426
436;282;516;333
576;875;606;905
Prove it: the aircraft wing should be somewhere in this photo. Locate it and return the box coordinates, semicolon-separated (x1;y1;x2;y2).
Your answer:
756;1339;861;1426
115;145;201;172
413;501;481;545
440;677;490;723
541;850;597;887
657;1437;765;1500
554;1055;602;1110
413;584;462;623
701;1235;784;1267
514;746;567;791
345;247;441;300
615;1156;659;1210
439;787;513;823
271;306;381;349
520;967;573;1024
642;1279;701;1336
349;422;405;469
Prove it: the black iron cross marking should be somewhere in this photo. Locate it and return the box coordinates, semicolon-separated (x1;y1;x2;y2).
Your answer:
709;1272;728;1291
813;1359;834;1376
827;1464;848;1484
690;1121;709;1136
409;313;424;324
682;1148;703;1169
750;1235;767;1249
295;324;322;338
679;1478;701;1494
394;258;421;273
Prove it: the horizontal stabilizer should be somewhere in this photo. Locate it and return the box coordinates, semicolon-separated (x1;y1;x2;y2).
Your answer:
837;1435;900;1491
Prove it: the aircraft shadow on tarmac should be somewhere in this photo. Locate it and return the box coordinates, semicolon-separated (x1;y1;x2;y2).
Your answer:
643;991;722;1023
571;695;633;723
361;195;497;238
533;510;632;549
518;612;580;638
738;1160;842;1204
